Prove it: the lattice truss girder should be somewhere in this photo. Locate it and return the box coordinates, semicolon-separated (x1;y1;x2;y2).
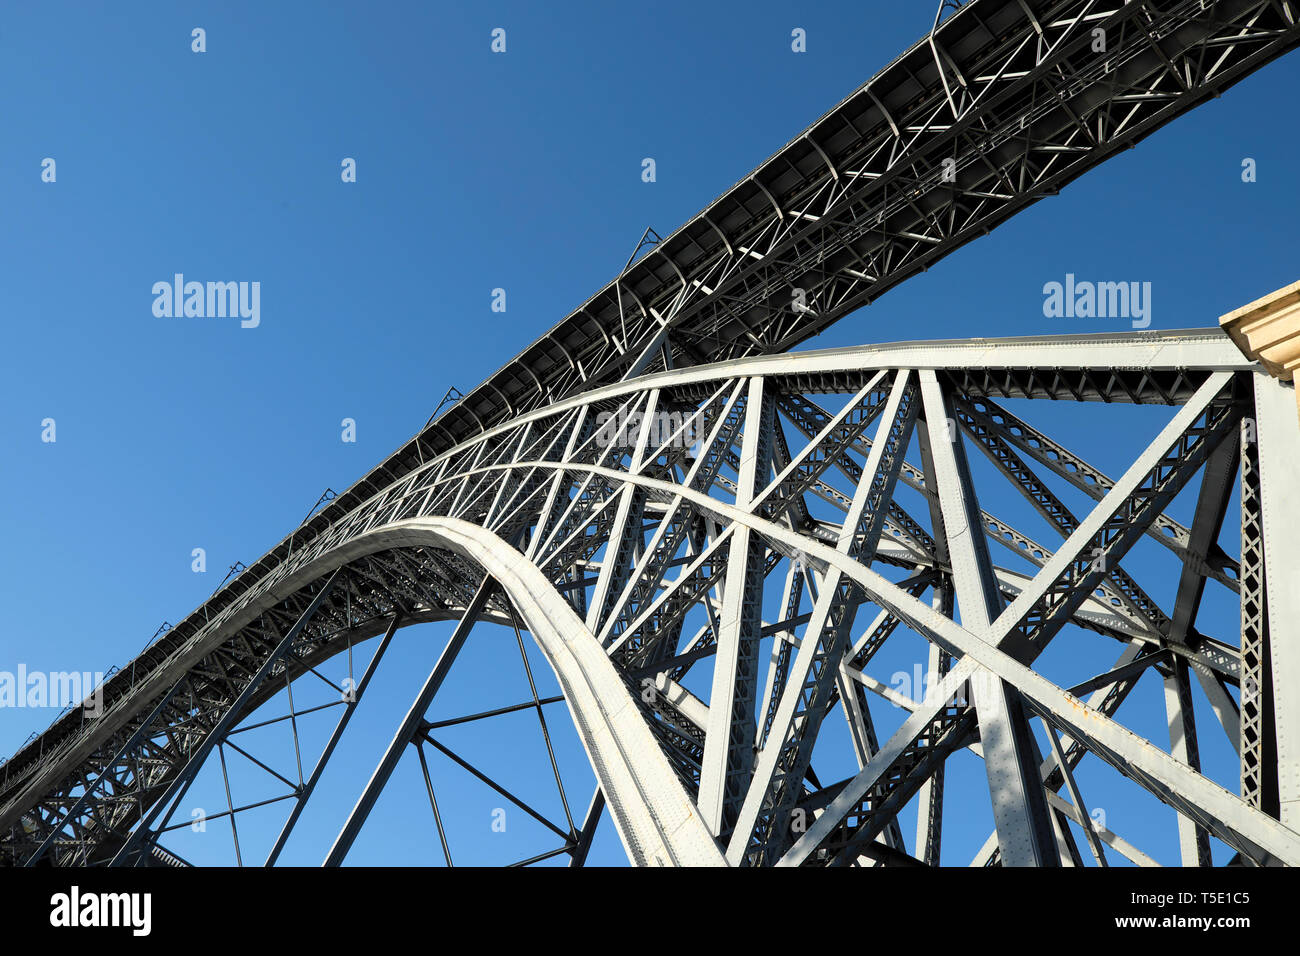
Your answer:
387;0;1300;445
4;329;1299;868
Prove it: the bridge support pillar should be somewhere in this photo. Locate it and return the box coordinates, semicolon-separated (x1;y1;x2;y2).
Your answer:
1222;280;1300;831
1252;375;1300;831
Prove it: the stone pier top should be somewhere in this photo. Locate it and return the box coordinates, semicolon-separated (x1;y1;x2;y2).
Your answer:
1220;279;1300;382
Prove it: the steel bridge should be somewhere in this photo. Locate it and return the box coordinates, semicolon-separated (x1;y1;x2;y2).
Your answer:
4;0;1300;867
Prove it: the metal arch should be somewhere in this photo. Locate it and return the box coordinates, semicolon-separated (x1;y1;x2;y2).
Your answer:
12;518;725;868
315;545;724;868
5;4;1285;789
5;330;1298;868
272;516;727;867
3;0;1300;868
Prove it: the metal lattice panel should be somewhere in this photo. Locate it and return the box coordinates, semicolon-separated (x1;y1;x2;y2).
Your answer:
3;331;1298;867
4;0;1300;868
0;2;1283;751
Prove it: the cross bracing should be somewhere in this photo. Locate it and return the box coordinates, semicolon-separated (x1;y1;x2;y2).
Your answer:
0;2;1284;778
3;329;1298;866
4;0;1300;867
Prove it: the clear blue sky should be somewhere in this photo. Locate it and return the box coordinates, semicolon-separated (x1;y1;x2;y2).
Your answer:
1;1;1295;866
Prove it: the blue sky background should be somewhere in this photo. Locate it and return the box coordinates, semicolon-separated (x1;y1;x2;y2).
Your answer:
1;1;1296;866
